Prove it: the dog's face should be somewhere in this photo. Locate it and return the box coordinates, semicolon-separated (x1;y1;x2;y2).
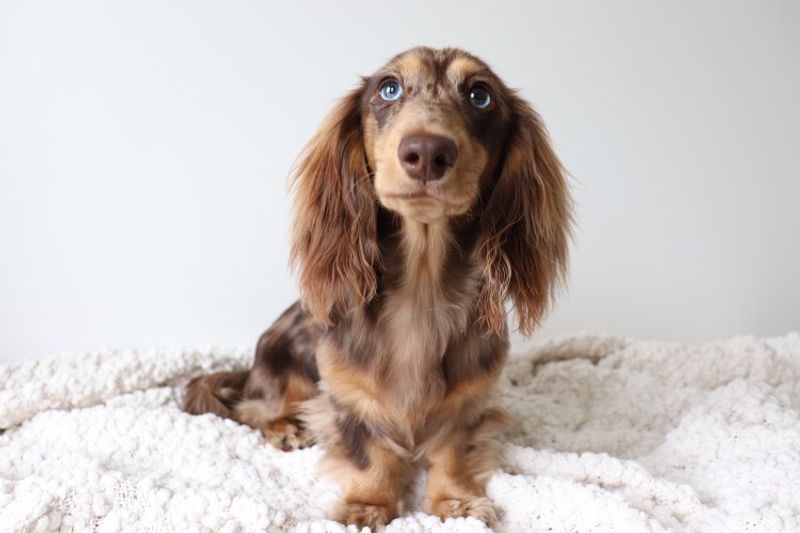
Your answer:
361;48;508;223
291;47;571;335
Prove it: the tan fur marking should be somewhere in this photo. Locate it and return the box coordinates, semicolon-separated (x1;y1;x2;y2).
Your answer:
316;343;394;428
446;56;483;83
392;50;426;86
326;440;412;530
424;410;507;525
438;366;504;419
233;372;317;450
283;371;317;412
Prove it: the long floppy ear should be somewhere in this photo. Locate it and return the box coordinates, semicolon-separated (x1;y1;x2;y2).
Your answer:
477;95;573;336
289;85;378;326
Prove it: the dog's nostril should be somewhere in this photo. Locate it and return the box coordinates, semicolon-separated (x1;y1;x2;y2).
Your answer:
433;154;446;168
405;153;420;164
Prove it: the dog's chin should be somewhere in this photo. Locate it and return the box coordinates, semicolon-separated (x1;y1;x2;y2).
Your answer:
378;193;472;224
374;166;480;224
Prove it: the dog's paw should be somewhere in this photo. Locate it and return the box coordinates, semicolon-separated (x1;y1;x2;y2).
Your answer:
262;421;315;451
429;495;497;526
333;501;393;530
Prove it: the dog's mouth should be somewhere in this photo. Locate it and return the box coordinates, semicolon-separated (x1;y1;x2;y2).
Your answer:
381;188;464;208
383;190;437;201
377;187;476;223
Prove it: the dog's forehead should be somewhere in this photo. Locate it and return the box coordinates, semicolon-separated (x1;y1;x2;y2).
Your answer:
380;48;489;91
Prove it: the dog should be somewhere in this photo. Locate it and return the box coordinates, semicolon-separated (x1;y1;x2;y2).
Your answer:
183;46;572;529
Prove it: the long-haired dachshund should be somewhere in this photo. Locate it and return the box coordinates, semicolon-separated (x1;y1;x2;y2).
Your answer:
184;46;572;529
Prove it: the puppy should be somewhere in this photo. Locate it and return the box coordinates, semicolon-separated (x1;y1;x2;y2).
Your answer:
184;46;572;529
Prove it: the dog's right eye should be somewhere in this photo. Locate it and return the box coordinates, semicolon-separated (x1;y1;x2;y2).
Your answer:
379;79;403;101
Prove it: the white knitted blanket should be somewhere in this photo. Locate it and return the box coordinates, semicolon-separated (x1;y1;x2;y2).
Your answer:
1;333;799;532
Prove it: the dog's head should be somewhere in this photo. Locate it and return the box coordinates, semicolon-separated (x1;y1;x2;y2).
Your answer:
291;47;571;335
363;48;505;223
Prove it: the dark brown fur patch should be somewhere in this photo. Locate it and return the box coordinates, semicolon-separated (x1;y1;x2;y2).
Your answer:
254;302;321;385
338;413;371;470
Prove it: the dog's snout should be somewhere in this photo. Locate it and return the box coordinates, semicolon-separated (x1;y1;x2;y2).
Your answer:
398;134;458;182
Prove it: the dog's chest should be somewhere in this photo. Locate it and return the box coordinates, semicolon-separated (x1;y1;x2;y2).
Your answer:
378;222;479;415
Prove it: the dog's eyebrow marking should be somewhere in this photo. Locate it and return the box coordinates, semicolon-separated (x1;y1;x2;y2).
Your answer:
393;52;425;85
447;56;486;85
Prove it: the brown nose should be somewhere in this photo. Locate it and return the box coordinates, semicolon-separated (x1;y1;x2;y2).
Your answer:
398;134;458;182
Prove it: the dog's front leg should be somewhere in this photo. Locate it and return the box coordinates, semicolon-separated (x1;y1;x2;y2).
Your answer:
310;341;415;528
424;407;508;526
326;435;408;530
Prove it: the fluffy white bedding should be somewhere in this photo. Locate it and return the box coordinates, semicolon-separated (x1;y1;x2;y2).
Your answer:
1;333;799;532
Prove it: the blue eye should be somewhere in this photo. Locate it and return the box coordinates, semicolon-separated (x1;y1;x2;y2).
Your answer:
379;79;403;101
469;85;492;109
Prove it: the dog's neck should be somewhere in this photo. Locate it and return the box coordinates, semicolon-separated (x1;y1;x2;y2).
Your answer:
399;219;451;289
375;216;482;415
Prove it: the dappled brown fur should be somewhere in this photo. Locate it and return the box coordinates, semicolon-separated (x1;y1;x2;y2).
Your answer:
183;46;572;529
183;370;248;419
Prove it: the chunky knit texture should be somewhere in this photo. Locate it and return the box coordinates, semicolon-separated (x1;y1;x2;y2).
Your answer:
1;333;799;532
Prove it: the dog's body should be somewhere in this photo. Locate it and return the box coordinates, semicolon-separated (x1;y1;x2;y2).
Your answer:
184;47;571;529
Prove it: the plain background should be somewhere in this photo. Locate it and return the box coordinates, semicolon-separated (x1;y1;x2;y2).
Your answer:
1;1;798;364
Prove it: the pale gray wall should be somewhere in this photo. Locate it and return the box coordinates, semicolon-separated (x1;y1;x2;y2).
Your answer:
1;1;798;363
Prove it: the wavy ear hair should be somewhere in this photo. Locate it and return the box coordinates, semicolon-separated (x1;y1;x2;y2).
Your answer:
289;85;378;326
477;95;573;336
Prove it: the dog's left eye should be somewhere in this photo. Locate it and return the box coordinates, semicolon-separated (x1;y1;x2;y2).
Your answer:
379;79;404;101
469;85;492;109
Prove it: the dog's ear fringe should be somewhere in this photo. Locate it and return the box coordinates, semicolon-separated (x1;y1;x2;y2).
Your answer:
289;86;379;326
476;96;573;337
290;84;571;335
